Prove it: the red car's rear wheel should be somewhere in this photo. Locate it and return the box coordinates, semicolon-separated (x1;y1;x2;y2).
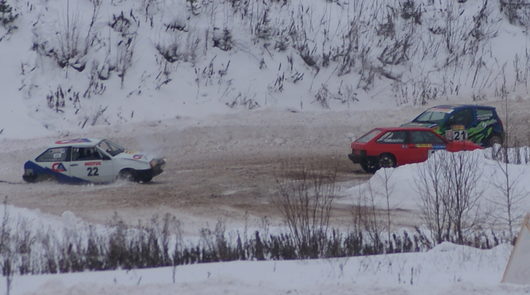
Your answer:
360;158;379;173
379;154;396;168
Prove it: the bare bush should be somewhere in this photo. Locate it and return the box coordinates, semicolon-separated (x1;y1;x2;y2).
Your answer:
314;84;332;109
32;0;104;74
500;0;530;26
415;151;451;243
378;168;395;244
273;162;337;258
487;97;527;239
1;197;13;295
212;27;233;51
110;11;139;88
0;0;18;41
46;86;81;114
225;92;260;110
415;151;484;244
0;197;505;276
351;181;384;252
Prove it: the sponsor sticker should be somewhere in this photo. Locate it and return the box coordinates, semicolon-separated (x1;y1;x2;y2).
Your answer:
415;144;433;148
84;161;101;166
51;162;67;172
133;154;143;160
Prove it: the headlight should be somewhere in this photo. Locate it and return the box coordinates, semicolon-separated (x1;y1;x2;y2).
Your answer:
150;158;166;169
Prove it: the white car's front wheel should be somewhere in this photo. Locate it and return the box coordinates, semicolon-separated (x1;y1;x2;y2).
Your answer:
118;169;137;182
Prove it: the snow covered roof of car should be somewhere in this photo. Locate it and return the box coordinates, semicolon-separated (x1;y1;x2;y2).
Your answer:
49;138;102;148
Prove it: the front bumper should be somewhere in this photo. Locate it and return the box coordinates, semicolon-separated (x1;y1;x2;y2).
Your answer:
149;158;166;177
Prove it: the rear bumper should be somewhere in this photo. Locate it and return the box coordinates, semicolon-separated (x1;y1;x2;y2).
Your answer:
348;147;368;164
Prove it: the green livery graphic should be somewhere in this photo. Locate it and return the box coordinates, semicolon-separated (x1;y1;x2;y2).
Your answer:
403;105;504;147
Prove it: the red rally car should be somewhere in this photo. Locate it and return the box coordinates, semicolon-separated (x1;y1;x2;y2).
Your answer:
348;127;482;173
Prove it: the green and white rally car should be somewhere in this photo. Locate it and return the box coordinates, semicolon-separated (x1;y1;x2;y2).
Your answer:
22;138;166;184
403;104;505;147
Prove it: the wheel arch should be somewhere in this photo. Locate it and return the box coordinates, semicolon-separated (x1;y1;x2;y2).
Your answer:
485;133;504;147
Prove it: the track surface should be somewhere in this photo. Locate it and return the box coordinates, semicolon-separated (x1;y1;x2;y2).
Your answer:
1;101;528;233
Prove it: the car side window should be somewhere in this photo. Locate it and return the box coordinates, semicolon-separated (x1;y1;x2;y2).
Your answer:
36;147;70;162
377;131;407;144
447;109;473;127
72;147;103;161
410;131;445;145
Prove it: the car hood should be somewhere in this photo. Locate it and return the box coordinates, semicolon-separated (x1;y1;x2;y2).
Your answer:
114;151;157;163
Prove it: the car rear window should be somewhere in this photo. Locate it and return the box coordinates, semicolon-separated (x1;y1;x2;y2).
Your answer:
414;108;452;124
36;147;69;162
355;129;381;143
476;109;494;120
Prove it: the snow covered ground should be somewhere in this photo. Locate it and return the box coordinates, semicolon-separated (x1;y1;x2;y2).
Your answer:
2;242;527;295
2;123;530;295
2;0;530;294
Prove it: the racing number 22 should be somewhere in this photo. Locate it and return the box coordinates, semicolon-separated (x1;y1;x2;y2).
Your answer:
87;167;99;177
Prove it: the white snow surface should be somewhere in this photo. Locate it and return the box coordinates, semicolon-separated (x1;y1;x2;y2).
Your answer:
1;0;530;294
3;242;528;295
339;149;530;219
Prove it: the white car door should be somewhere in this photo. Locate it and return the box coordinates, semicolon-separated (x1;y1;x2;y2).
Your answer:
68;147;115;183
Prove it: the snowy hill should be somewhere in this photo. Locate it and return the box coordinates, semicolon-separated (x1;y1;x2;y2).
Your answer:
1;0;530;138
2;1;530;294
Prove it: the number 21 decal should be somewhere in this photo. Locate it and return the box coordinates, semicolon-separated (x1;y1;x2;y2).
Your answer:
452;130;467;141
87;167;99;177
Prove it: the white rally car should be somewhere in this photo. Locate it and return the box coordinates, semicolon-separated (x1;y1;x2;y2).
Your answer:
22;138;166;184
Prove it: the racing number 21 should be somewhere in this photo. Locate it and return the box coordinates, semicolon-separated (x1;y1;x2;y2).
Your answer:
452;130;468;141
87;167;99;177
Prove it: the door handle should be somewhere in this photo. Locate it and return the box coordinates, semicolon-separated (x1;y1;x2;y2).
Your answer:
70;164;79;167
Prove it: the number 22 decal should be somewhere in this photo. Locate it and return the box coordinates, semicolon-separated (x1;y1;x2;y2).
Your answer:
87;167;99;177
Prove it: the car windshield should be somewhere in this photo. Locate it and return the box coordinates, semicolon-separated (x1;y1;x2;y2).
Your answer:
355;129;381;143
97;139;125;156
414;108;452;124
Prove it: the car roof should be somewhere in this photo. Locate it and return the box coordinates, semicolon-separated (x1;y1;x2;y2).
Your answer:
49;138;103;148
373;126;436;132
429;104;496;111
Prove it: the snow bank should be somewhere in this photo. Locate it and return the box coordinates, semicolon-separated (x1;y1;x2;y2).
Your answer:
3;242;523;295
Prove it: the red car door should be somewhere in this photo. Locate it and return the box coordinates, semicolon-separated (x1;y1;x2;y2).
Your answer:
372;130;409;164
405;130;447;164
446;140;482;152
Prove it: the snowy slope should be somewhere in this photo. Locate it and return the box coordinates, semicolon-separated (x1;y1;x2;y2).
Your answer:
0;0;529;138
2;0;530;294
